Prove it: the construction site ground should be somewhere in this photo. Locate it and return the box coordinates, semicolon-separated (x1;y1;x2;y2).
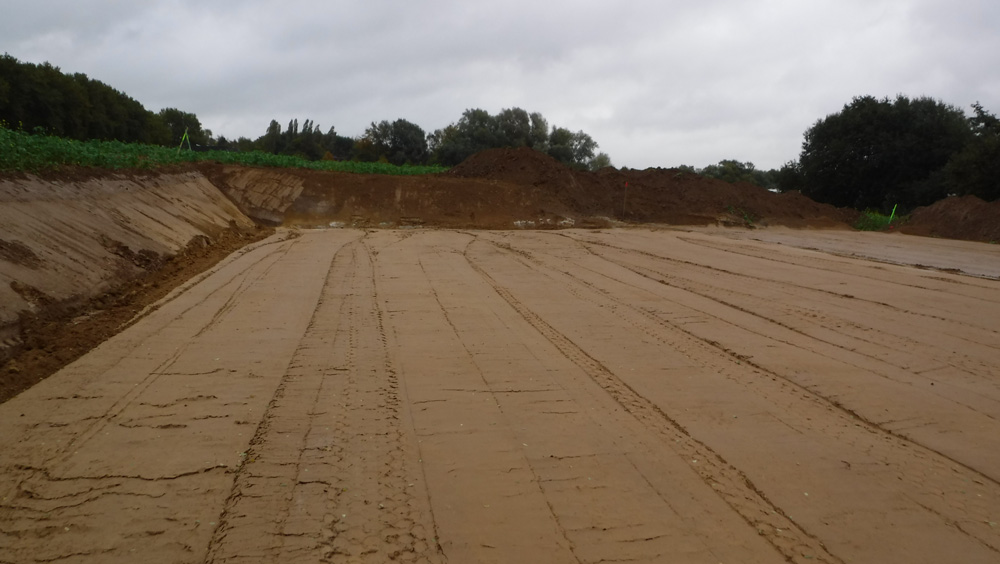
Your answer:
2;225;999;563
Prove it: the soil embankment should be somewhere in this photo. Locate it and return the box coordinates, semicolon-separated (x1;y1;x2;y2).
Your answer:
200;148;858;229
0;170;270;400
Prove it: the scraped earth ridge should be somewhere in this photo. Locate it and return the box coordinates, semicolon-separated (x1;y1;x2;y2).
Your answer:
1;148;999;563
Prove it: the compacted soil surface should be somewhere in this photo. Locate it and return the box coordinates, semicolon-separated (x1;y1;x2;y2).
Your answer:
2;227;998;563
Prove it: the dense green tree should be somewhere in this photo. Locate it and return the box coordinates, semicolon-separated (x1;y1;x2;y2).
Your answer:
426;124;463;165
260;120;283;153
284;119;327;160
355;120;391;162
251;118;353;160
429;107;606;168
699;160;756;184
545;127;574;164
798;95;972;211
232;136;257;153
354;119;427;165
589;152;612;171
494;107;535;148
428;108;499;165
697;159;778;190
696;159;778;190
528;112;549;150
775;161;805;193
158;107;209;147
547;127;597;169
944;102;1000;201
385;119;428;165
0;53;173;144
326;131;356;161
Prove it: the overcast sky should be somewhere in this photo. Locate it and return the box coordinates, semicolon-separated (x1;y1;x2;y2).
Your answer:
2;0;998;169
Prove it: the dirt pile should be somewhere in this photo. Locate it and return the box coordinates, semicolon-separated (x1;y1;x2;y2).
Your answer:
445;145;580;187
449;147;857;227
902;195;1000;243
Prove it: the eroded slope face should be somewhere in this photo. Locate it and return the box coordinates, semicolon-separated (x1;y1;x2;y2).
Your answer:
0;172;255;355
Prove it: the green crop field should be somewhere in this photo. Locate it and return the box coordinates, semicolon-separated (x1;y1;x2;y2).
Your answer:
0;126;448;175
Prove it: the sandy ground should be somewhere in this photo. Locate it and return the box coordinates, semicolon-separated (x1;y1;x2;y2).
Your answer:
1;227;998;563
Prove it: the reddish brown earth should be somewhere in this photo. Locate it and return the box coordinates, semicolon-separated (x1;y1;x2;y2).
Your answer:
196;148;860;230
199;147;1000;241
901;194;1000;243
2;148;1000;563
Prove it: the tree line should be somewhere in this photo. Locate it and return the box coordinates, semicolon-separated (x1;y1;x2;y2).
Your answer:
676;160;780;191
777;95;999;211
5;54;997;209
1;54;610;170
227;108;611;171
0;54;213;148
679;95;998;211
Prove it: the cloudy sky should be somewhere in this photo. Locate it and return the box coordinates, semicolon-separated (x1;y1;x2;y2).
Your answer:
2;0;998;169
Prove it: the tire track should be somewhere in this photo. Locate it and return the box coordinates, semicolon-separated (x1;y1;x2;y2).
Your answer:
570;238;1000;409
415;246;579;563
55;238;297;462
462;236;842;564
206;234;442;563
552;234;1000;463
470;232;1000;559
0;233;320;563
577;232;1000;333
0;237;296;504
676;234;1000;287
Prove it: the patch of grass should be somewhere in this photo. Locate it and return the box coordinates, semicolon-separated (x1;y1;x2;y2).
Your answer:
0;126;448;175
725;205;758;228
853;209;907;231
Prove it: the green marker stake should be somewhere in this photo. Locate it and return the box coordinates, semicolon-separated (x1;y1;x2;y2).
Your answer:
177;127;192;154
888;204;897;224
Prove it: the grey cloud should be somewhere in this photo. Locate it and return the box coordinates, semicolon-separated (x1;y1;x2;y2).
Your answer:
2;0;997;169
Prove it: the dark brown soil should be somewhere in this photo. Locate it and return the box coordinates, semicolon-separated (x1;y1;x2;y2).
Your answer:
0;224;273;404
199;147;860;230
902;195;1000;243
0;239;43;269
448;147;860;227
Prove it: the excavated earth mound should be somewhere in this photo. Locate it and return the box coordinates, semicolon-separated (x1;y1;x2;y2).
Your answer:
902;195;1000;243
448;147;859;227
203;147;858;229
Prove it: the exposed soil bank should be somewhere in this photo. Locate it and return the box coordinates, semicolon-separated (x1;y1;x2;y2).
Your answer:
198;148;859;229
0;170;270;400
0;225;273;403
198;147;1000;241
